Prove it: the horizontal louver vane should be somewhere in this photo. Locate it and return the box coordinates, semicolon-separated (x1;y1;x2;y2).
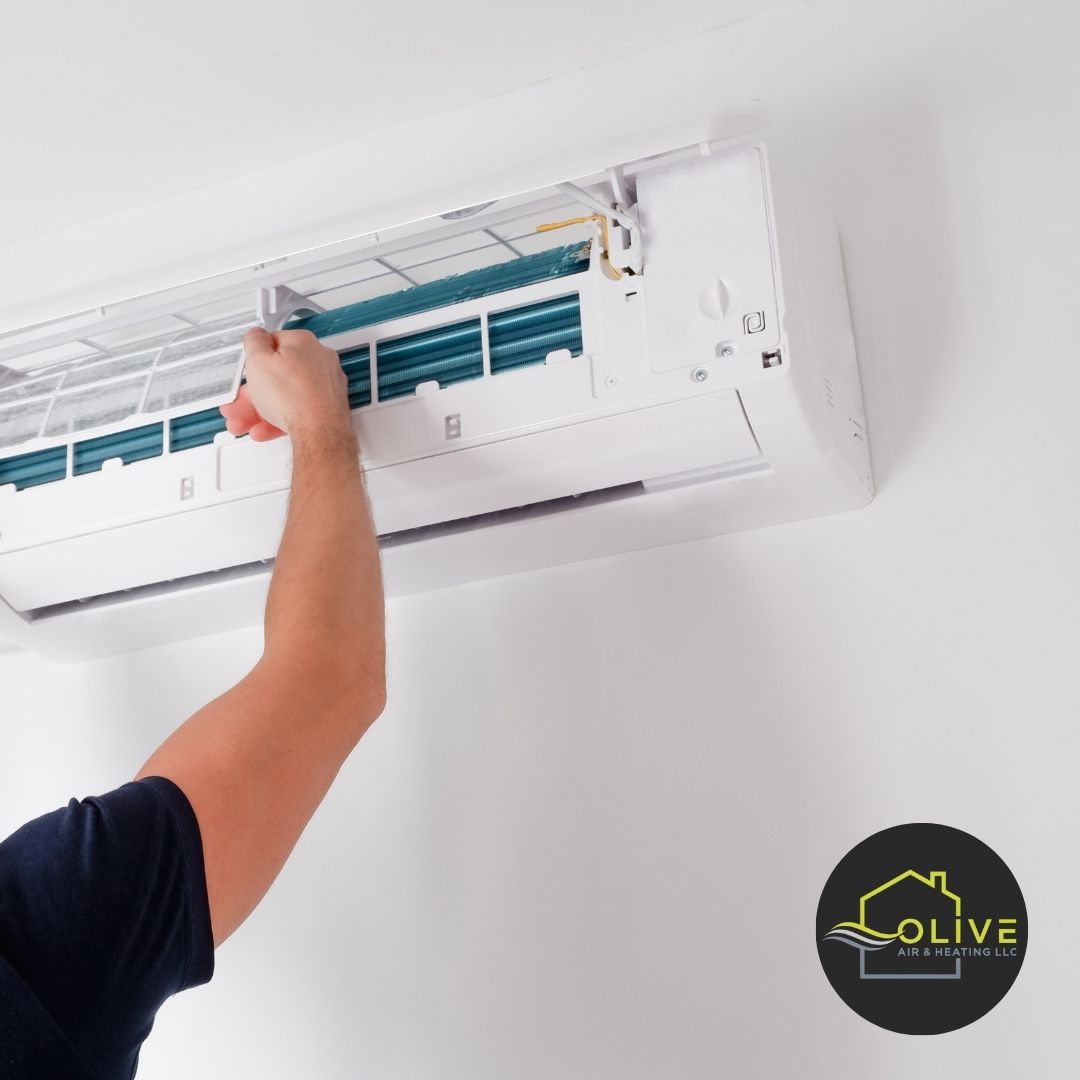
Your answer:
489;294;583;375
73;423;163;475
376;320;483;402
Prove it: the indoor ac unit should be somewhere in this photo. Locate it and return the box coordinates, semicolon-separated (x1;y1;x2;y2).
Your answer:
0;122;872;661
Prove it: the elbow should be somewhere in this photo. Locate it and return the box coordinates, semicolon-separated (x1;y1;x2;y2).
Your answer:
303;660;385;741
337;654;387;731
353;667;387;727
257;647;386;729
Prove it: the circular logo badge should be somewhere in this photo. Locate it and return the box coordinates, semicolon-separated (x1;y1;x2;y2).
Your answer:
816;823;1026;1034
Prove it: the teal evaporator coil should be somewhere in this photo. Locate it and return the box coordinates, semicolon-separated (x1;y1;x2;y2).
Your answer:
73;423;164;475
2;240;591;485
170;407;228;452
376;320;483;401
489;294;583;374
0;445;67;490
290;242;589;339
338;346;372;409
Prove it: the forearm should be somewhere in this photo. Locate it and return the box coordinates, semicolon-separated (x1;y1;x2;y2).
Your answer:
137;329;389;945
139;428;386;945
262;421;385;698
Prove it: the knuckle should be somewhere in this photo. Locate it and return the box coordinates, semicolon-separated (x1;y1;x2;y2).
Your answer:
279;329;317;346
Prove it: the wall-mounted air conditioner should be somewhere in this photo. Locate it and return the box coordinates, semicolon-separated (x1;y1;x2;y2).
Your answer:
0;121;872;661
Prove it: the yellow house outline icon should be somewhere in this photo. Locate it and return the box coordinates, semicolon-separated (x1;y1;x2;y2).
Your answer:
861;870;962;929
853;869;964;981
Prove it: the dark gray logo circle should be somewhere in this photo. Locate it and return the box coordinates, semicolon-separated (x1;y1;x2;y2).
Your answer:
816;824;1027;1034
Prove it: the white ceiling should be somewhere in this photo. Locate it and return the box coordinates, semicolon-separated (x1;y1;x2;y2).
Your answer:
1;0;788;246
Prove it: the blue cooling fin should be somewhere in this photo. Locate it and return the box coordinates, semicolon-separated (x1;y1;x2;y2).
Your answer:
73;423;163;475
170;407;228;452
339;345;372;409
489;294;584;374
0;446;67;490
377;320;484;401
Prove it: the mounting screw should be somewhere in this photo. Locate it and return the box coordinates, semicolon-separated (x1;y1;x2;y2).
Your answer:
719;345;736;358
692;367;709;383
604;375;618;389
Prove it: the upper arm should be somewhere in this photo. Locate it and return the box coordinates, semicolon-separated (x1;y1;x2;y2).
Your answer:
136;659;383;947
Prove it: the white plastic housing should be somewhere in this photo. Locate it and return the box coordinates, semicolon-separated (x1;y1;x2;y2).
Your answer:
0;136;872;660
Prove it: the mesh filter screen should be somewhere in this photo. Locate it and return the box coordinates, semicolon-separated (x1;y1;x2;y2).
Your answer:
0;315;248;455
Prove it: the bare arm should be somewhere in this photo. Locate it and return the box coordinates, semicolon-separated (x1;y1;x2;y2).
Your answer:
137;328;386;946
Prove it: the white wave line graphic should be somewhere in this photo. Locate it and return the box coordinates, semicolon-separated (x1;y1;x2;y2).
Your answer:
828;927;894;948
823;929;896;952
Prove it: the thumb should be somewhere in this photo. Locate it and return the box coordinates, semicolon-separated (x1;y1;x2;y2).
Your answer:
243;326;277;361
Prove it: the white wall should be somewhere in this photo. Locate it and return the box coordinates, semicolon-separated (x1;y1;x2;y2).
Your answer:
2;0;1079;1076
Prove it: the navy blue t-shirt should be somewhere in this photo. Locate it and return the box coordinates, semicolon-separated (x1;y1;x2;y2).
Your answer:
0;777;214;1078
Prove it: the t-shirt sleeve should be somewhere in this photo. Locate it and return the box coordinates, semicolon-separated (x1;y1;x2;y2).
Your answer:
0;776;214;1072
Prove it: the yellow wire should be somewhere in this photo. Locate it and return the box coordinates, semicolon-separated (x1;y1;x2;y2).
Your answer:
536;213;624;279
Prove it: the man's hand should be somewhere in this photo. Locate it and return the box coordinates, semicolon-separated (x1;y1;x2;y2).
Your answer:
219;328;351;442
